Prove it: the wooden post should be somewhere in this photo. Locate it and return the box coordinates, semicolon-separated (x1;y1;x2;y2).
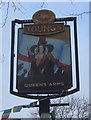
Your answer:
39;99;50;120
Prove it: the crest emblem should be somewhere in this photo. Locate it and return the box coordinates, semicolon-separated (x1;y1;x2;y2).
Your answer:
32;9;56;24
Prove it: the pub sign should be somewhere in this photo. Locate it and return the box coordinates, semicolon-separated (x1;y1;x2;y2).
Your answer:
10;10;79;98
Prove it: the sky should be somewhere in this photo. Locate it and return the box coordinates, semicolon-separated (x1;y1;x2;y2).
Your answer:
0;0;90;118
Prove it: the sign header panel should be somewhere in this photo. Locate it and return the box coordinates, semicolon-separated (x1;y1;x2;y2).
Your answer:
24;23;65;35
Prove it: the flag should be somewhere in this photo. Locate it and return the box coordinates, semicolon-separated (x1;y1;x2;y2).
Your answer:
1;109;12;119
26;101;37;108
13;105;23;112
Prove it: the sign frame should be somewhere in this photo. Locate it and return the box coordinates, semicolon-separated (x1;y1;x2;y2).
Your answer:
10;17;80;99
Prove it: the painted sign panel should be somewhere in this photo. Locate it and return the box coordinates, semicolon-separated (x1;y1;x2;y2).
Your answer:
17;23;72;94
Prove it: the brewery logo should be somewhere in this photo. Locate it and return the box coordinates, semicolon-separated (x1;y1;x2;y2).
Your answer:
32;9;56;24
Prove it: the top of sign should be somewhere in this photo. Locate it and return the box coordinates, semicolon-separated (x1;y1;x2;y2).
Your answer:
32;9;56;24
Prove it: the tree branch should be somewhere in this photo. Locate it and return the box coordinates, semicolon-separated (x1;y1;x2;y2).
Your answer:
41;0;46;8
69;11;91;16
1;0;25;27
15;0;26;11
2;0;10;27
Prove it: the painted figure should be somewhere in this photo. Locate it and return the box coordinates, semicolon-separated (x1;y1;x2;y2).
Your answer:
27;40;55;83
26;39;71;83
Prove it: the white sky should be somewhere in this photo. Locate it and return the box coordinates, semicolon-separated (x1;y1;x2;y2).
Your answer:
0;1;90;118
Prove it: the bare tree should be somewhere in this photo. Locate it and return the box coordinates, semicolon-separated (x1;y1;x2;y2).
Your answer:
0;0;90;27
0;0;26;27
28;96;89;119
51;96;89;119
74;97;89;119
0;0;47;27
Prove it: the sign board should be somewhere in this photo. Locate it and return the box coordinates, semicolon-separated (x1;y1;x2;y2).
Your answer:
17;23;72;94
10;10;79;98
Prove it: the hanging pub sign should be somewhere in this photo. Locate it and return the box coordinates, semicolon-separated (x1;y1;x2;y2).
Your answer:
10;10;79;98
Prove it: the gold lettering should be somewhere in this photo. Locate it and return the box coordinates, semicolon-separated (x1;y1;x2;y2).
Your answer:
44;25;50;32
24;23;64;35
27;26;30;32
35;83;38;87
49;83;52;86
44;83;47;86
38;83;43;86
56;82;61;86
50;25;56;31
24;82;64;88
37;26;43;32
31;26;36;32
31;83;35;87
53;82;57;86
24;84;28;87
48;82;64;86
